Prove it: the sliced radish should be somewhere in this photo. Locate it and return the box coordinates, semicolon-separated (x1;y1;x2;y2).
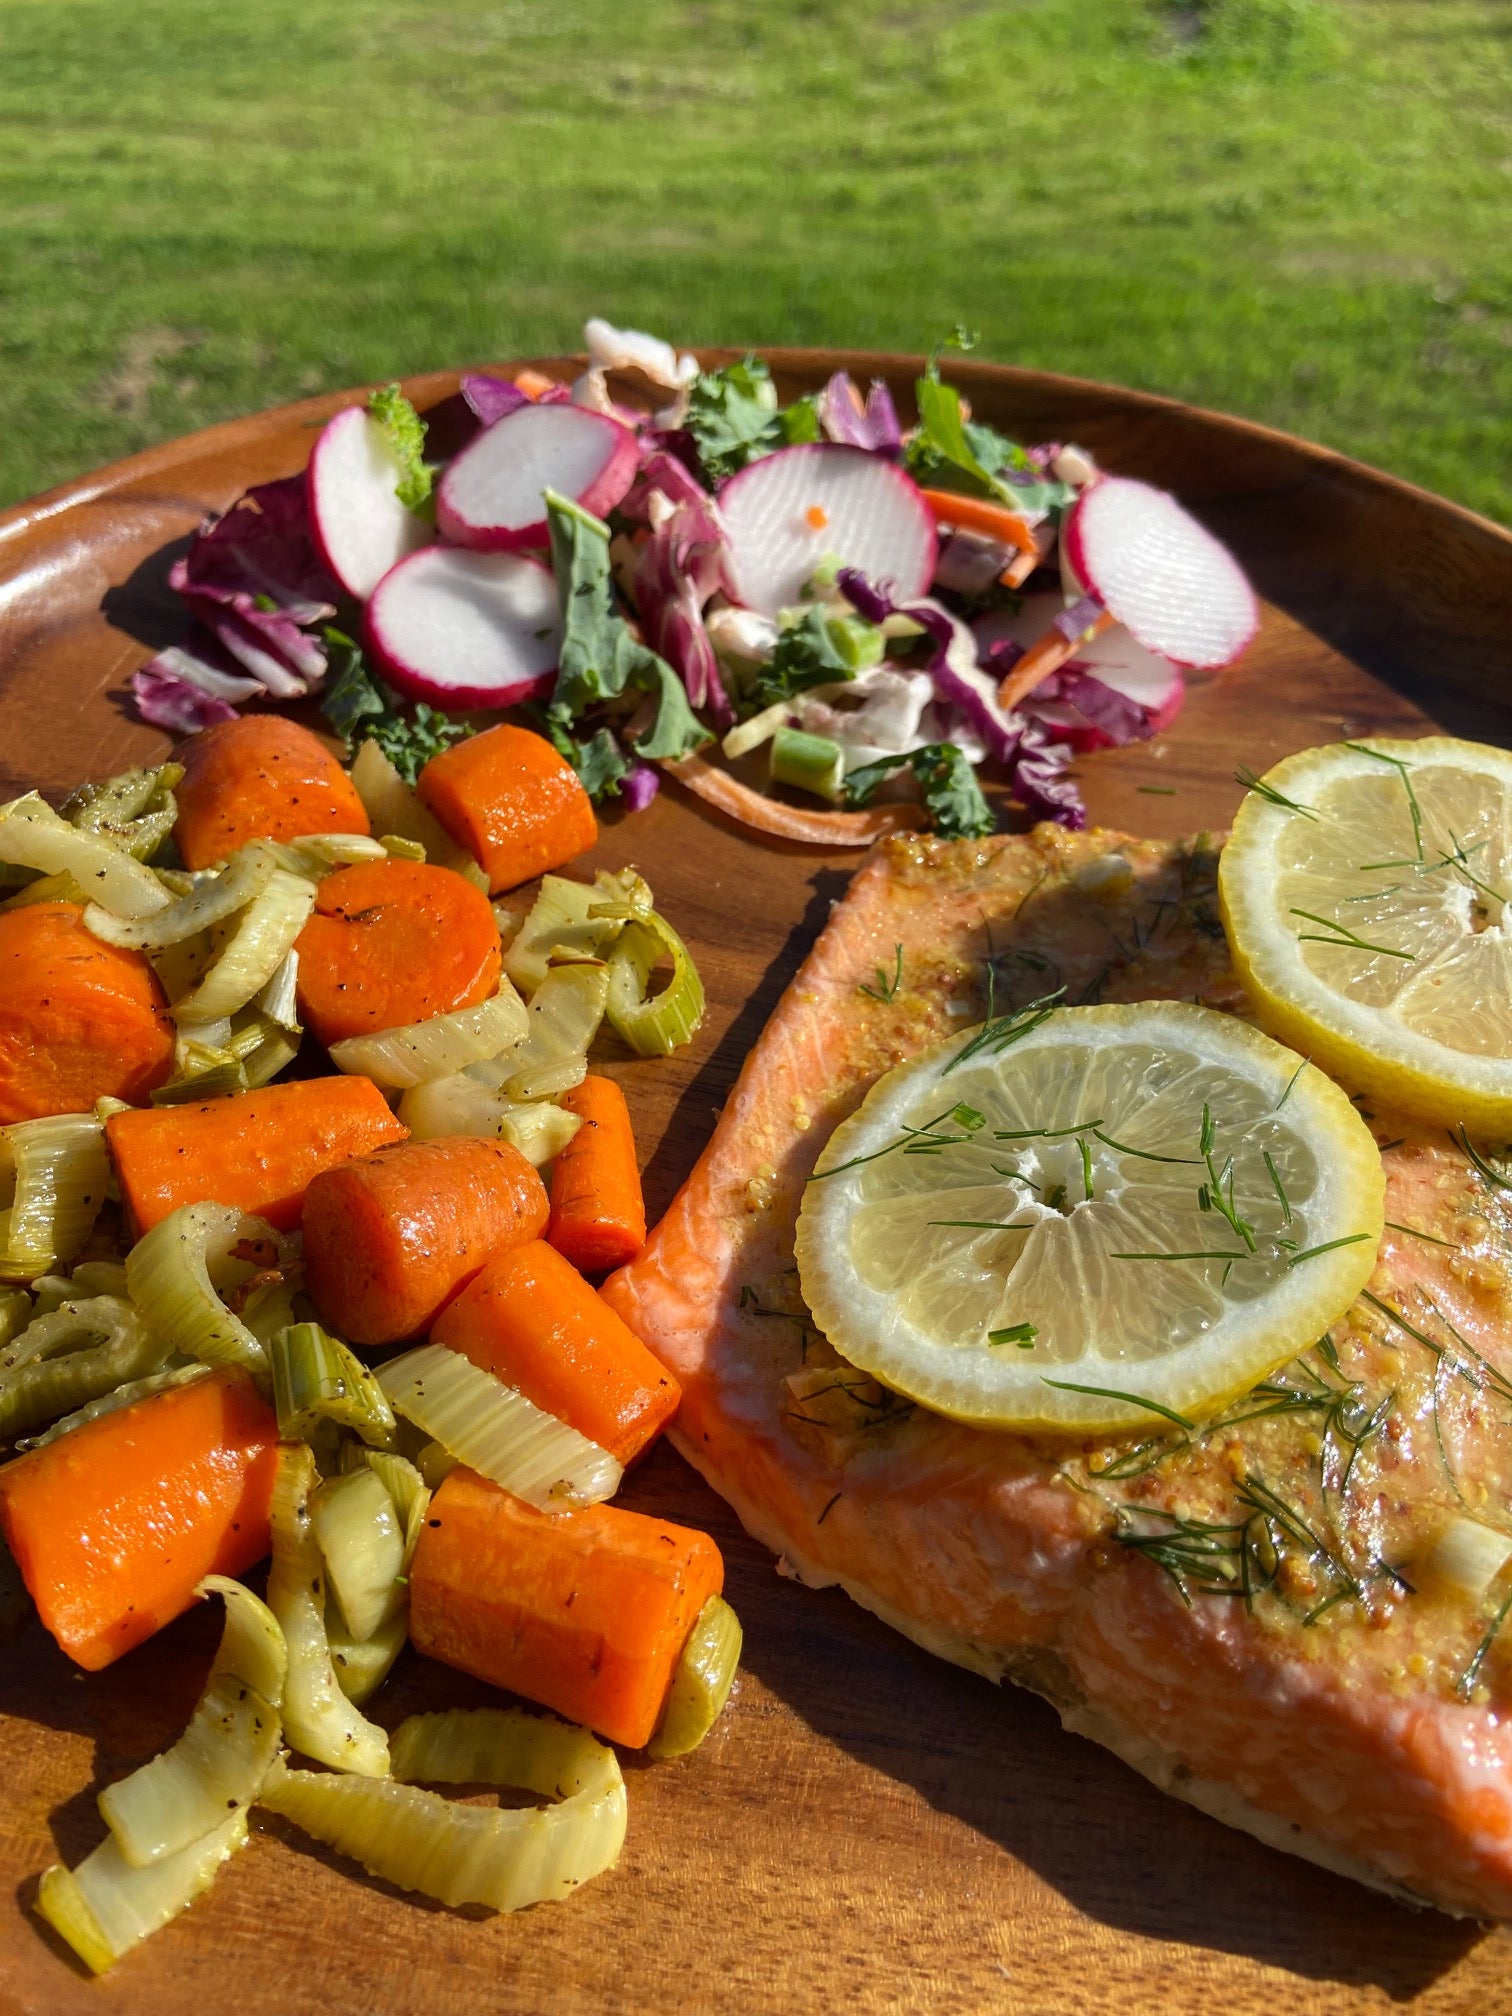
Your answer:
364;547;562;709
1064;475;1257;671
718;445;936;619
307;406;432;601
435;404;638;552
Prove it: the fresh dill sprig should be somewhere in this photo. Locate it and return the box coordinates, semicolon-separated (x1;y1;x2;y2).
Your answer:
1456;1589;1512;1700
1235;765;1318;821
945;985;1064;1076
1286;1232;1374;1266
1454;1124;1512;1192
1112;1248;1251;1262
1042;1381;1194;1428
1113;1508;1250;1605
1263;1151;1293;1225
1094;1128;1203;1165
994;1118;1103;1141
1384;1219;1453;1247
1289;908;1415;961
858;943;905;1004
807;1104;982;1182
1275;1058;1311;1112
988;1323;1039;1349
1343;742;1424;861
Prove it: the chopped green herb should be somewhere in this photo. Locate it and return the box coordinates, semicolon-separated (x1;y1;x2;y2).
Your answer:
1384;1219;1453;1248
945;984;1064;1076
1286;1232;1374;1266
1137;784;1177;796
1290;908;1415;961
319;630;471;784
1041;1380;1195;1429
1236;765;1318;820
859;944;905;1005
1112;1249;1251;1262
367;383;433;516
988;1323;1039;1349
1263;1151;1293;1225
1455;1124;1512;1192
844;743;995;841
1092;1129;1203;1165
1456;1589;1512;1699
1343;742;1424;861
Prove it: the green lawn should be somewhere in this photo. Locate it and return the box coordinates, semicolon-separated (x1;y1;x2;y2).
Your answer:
3;0;1512;519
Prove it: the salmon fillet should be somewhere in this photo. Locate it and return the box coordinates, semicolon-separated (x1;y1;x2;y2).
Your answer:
603;826;1512;1918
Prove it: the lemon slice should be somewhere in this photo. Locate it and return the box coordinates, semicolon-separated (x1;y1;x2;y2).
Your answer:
1219;736;1512;1132
794;1002;1382;1432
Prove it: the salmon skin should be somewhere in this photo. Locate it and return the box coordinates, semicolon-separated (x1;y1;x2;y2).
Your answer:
604;825;1512;1918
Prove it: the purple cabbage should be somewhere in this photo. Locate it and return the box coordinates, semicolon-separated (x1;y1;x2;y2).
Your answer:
621;762;661;812
818;373;903;457
621;449;714;520
460;373;531;427
625;468;737;730
1037;668;1151;748
1011;718;1087;828
131;652;247;732
182;475;337;612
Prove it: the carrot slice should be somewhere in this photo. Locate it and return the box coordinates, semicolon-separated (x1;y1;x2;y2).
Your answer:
173;716;371;870
0;901;174;1124
302;1136;548;1346
0;1367;279;1670
107;1076;407;1234
664;754;926;846
920;487;1041;557
430;1239;679;1466
294;857;502;1050
996;606;1118;711
417;725;596;894
546;1076;646;1274
410;1466;722;1747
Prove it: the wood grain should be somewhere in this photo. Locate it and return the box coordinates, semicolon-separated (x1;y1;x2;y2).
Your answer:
0;354;1509;2013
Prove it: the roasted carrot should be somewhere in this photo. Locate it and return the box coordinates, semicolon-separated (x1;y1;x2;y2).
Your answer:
302;1136;549;1346
0;1367;279;1670
293;857;502;1050
546;1075;647;1274
106;1075;406;1235
173;716;371;870
431;1239;679;1465
409;1466;722;1747
416;725;596;893
0;901;175;1124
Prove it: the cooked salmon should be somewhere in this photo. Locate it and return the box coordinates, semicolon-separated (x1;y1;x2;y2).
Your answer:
603;825;1512;1918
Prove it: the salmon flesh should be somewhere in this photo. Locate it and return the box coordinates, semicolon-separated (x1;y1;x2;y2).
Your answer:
604;826;1512;1918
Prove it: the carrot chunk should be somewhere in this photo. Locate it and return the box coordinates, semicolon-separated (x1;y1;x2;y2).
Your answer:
546;1075;647;1274
107;1076;407;1234
431;1239;679;1465
416;725;596;893
303;1136;549;1346
0;902;174;1124
173;716;370;870
0;1367;279;1670
294;857;502;1049
410;1467;722;1747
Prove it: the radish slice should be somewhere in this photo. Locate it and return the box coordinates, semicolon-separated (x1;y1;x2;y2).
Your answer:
1064;475;1257;670
664;754;925;846
436;404;638;552
307;406;432;601
364;547;561;709
718;445;936;619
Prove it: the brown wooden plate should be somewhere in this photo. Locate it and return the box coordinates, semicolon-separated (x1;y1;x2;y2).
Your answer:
1;354;1510;2015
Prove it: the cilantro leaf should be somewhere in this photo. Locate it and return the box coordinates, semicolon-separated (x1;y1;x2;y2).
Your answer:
684;356;785;482
367;383;434;516
543;492;712;763
320;629;471;785
843;742;996;840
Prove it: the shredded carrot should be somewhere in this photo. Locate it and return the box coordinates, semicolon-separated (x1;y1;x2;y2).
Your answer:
0;1368;279;1670
431;1239;680;1466
410;1466;722;1746
920;488;1041;558
294;857;502;1049
513;368;558;400
107;1075;407;1234
997;607;1118;711
664;754;926;847
0;902;175;1124
417;724;597;893
173;716;370;870
805;504;830;531
546;1075;647;1274
303;1136;548;1346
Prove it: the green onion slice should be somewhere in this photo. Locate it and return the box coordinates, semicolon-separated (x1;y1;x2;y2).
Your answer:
647;1594;744;1758
259;1706;626;1913
98;1576;285;1867
375;1342;621;1511
330;981;529;1090
604;910;706;1058
769;726;845;802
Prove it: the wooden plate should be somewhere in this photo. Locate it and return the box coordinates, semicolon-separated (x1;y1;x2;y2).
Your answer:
1;354;1509;2015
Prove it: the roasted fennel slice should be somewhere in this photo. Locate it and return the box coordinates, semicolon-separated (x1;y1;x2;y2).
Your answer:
17;1363;211;1452
36;1812;248;1975
0;792;170;919
0;1295;168;1444
125;1203;276;1380
311;1468;406;1642
61;760;183;862
266;1442;390;1778
605;909;705;1056
501;964;608;1101
270;1321;396;1448
647;1595;744;1758
0;1111;112;1283
329;1604;409;1707
84;840;276;950
339;1444;431;1568
260;1707;626;1912
503;866;653;995
170;867;315;1024
396;1075;582;1165
98;1576;285;1867
328;982;529;1090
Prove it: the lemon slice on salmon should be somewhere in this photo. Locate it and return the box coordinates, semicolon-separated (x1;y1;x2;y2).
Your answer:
1219;736;1512;1132
794;1001;1382;1433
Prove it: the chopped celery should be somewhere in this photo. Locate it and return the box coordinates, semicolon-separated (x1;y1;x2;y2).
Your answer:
329;982;529;1090
36;1811;248;1975
0;1296;168;1443
721;698;790;762
259;1707;625;1912
647;1595;744;1758
61;760;183;863
267;1443;390;1778
311;1468;406;1642
83;841;276;950
604;911;706;1058
0;1111;111;1282
18;1363;211;1452
98;1578;285;1866
502;965;607;1102
375;1343;621;1511
769;726;845;801
171;868;315;1024
124;1203;274;1381
270;1322;396;1450
0;792;170;919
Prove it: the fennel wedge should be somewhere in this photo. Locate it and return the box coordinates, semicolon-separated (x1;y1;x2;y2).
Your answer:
36;1812;249;1976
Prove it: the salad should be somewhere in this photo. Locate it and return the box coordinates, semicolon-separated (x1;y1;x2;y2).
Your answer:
136;320;1259;847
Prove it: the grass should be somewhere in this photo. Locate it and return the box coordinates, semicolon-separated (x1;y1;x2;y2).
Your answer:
3;0;1512;519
